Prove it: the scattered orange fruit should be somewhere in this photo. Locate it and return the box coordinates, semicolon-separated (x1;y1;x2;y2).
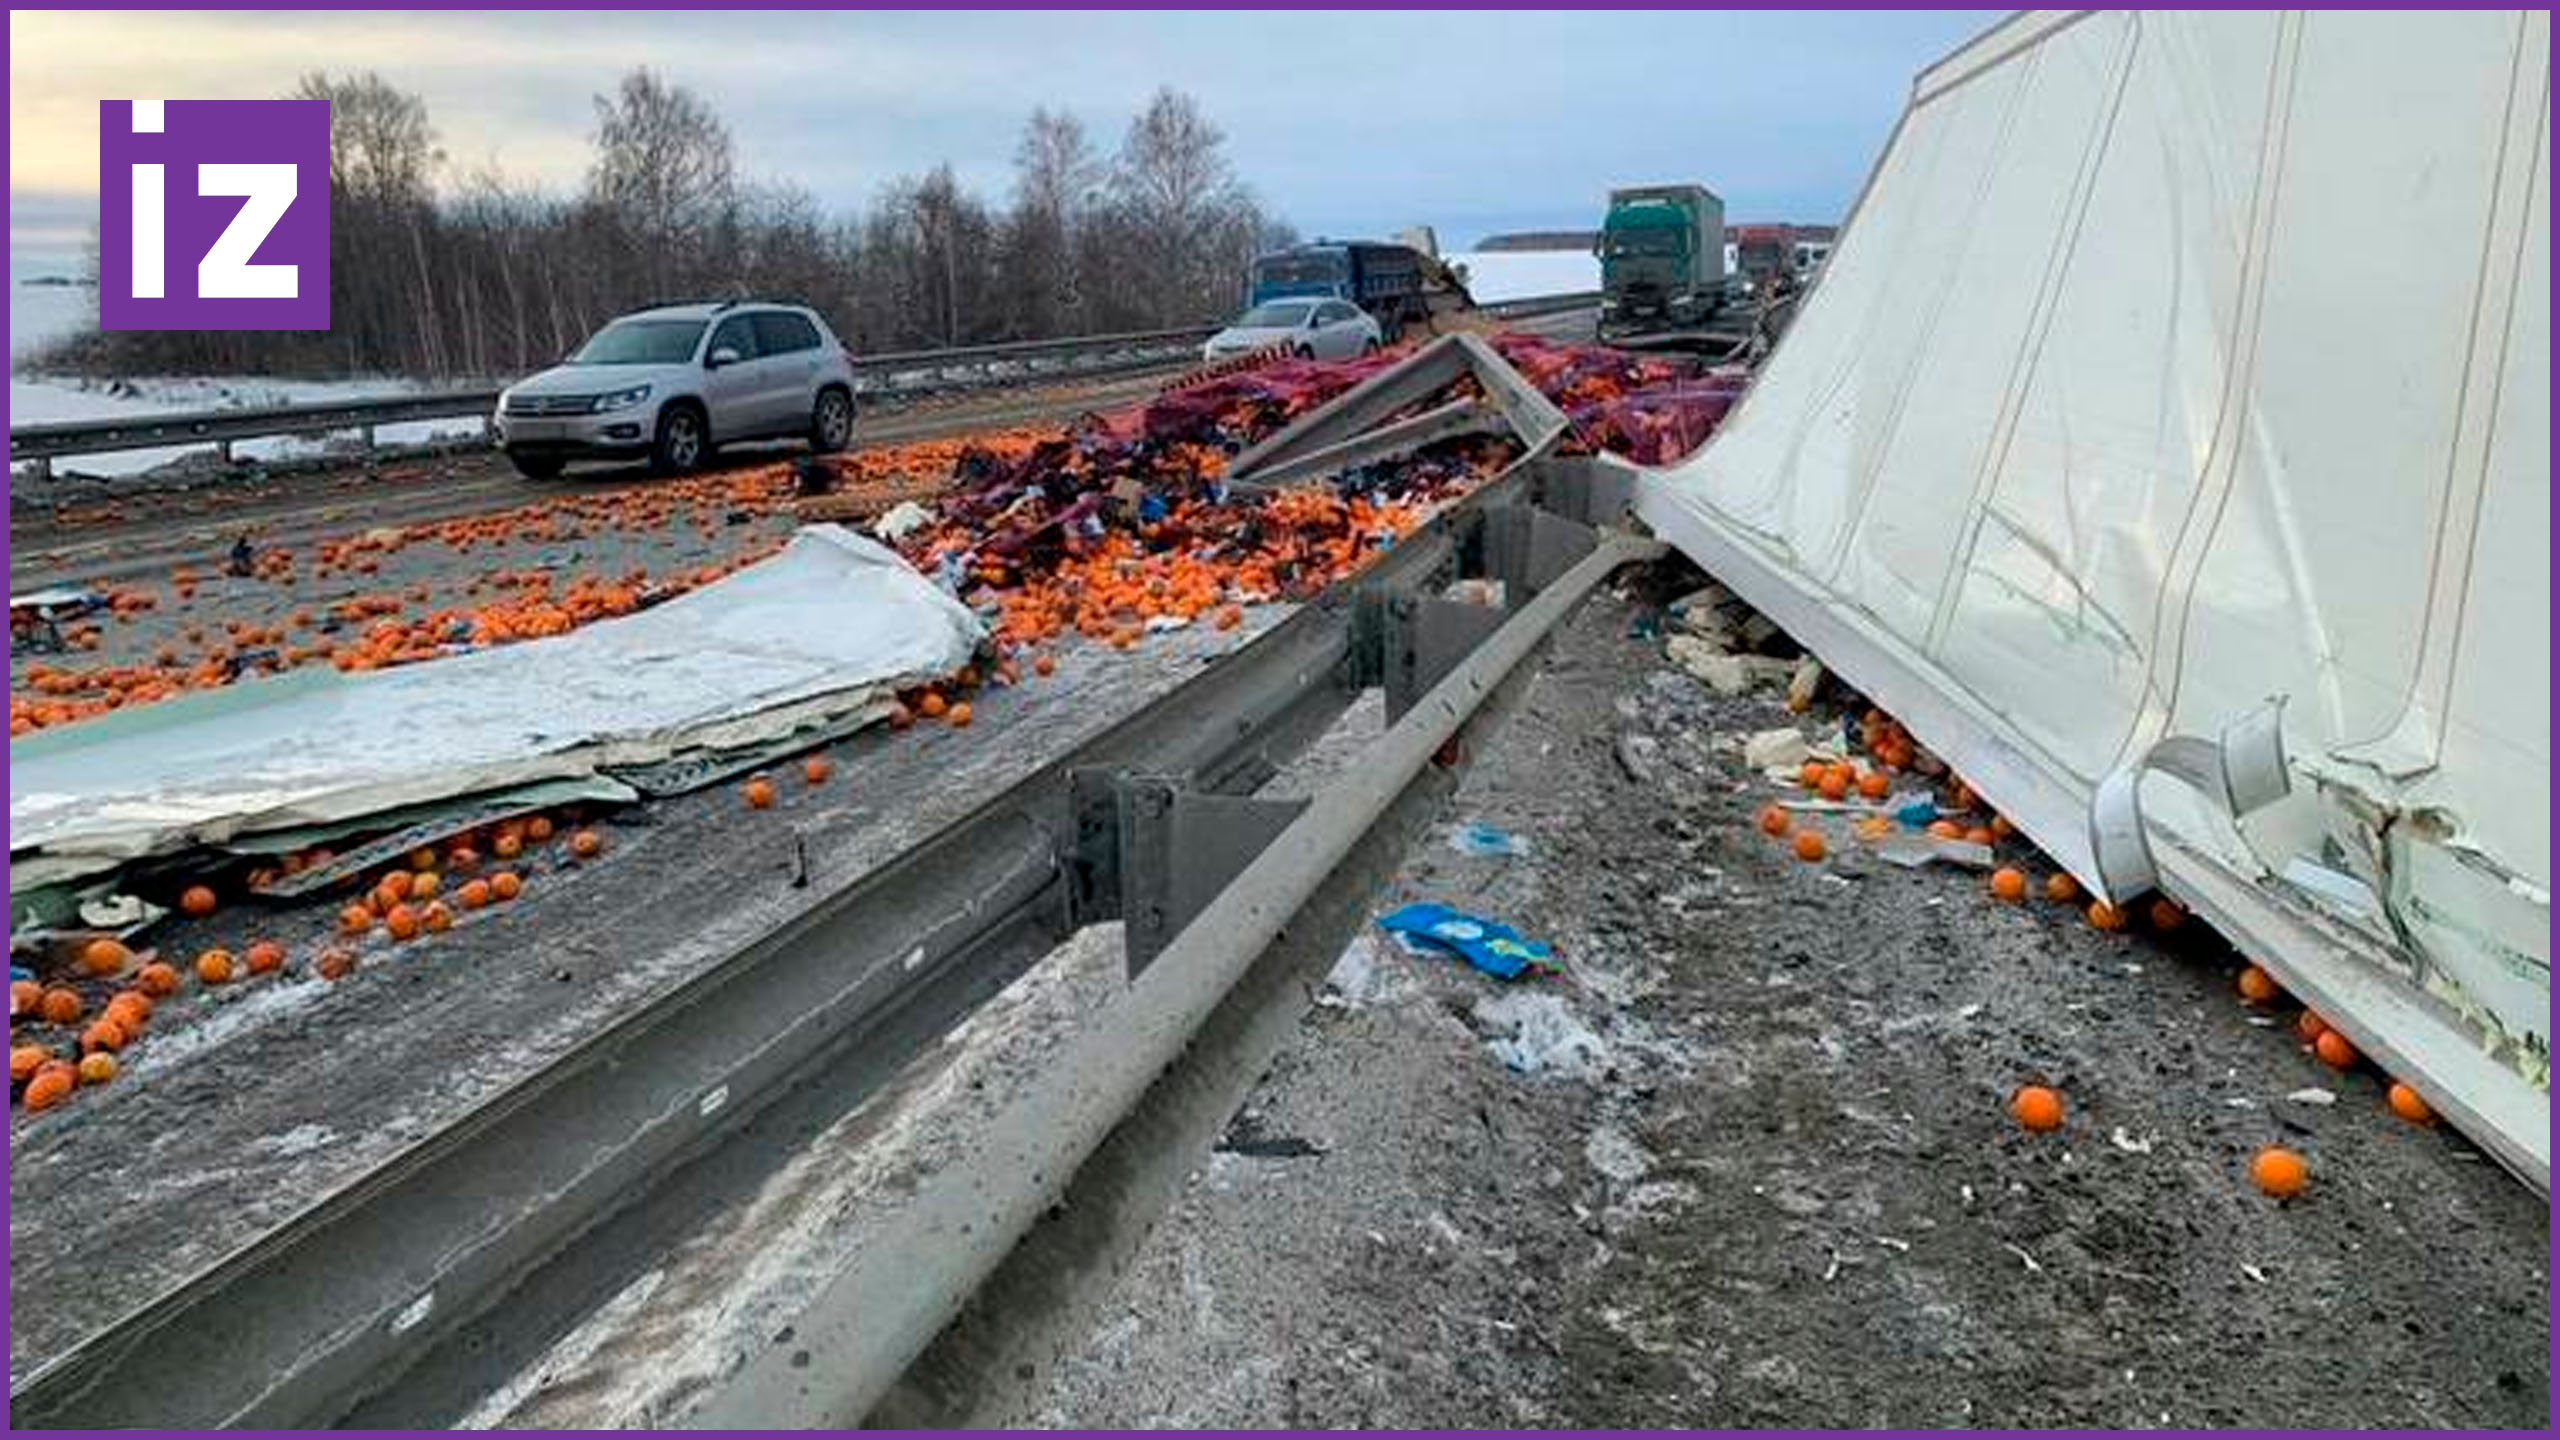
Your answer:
887;702;915;730
378;870;414;903
2313;1029;2358;1070
79;938;133;977
195;949;235;985
457;878;493;910
24;1067;74;1111
11;1045;51;1083
1856;771;1889;800
744;777;777;809
2086;901;2126;932
948;701;973;728
317;946;357;981
1963;825;1996;846
1989;867;2027;902
1817;769;1850;801
39;988;83;1024
422;901;455;933
492;833;524;859
2386;1082;2434;1126
1927;819;1965;840
2296;1010;2330;1043
2044;872;2079;903
2236;964;2280;1005
2149;898;2187;931
178;884;218;918
137;962;180;997
1033;654;1056;677
1757;804;1791;837
570;828;603;858
340;904;375;935
918;691;949;719
801;756;833;786
76;1052;119;1085
407;846;439;870
489;871;524;902
525;816;555;842
410;870;442;900
2009;1084;2065;1132
79;1018;128;1053
1792;829;1827;862
245;940;285;975
384;905;422;942
9;978;38;1016
1798;761;1826;790
2250;1145;2308;1199
1988;815;2016;840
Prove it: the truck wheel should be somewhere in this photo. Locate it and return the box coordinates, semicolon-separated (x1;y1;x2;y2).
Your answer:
808;386;854;453
652;403;708;476
510;453;565;481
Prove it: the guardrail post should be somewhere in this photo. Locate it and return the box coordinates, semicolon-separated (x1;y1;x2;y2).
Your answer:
216;438;235;468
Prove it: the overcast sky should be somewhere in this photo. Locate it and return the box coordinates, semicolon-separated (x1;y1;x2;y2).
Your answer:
10;8;1996;268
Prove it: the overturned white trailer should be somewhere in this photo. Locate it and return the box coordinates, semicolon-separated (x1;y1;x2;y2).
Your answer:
1635;10;2548;1186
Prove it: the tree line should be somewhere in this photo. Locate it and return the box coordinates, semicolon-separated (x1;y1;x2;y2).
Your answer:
40;69;1294;380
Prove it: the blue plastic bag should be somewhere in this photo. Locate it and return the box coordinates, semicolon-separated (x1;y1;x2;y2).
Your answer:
1375;902;1556;980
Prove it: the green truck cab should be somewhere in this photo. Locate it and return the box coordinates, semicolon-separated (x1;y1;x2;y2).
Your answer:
1596;184;1726;338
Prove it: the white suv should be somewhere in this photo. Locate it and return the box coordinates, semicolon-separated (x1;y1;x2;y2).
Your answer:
493;301;859;479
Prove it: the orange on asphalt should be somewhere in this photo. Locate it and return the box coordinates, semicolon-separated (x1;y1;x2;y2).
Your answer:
1989;868;2027;902
744;776;777;809
79;938;133;977
2236;965;2280;1005
2386;1082;2434;1126
2044;872;2080;903
1757;804;1790;837
2313;1029;2358;1070
2251;1146;2308;1199
1792;829;1827;862
179;884;217;918
195;949;235;985
2009;1084;2065;1132
137;962;180;997
245;940;285;975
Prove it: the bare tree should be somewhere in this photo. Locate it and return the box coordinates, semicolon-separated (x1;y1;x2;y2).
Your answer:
587;68;737;300
1003;107;1098;338
1107;88;1265;326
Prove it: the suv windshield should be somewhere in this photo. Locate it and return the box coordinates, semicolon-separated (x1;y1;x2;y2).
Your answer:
1236;302;1315;328
568;319;707;365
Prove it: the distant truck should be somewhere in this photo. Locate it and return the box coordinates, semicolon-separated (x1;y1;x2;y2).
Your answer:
1596;184;1725;338
1730;223;1802;298
1247;241;1429;340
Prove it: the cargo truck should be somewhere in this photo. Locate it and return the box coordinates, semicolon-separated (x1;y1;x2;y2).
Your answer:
1247;241;1429;340
1595;184;1725;338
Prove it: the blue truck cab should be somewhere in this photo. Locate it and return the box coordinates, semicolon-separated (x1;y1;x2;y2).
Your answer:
1247;241;1424;340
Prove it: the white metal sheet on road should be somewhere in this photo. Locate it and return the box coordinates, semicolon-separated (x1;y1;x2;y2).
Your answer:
1633;10;2549;1184
8;525;983;887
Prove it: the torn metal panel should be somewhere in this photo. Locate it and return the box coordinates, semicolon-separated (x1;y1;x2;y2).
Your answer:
7;525;982;893
1228;398;1501;491
1636;10;2549;1187
1223;332;1568;489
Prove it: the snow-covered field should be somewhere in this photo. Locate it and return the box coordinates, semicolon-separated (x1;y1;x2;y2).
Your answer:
9;274;475;479
1447;250;1599;303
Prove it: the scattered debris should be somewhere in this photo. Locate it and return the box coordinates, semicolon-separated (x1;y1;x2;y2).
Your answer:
1377;903;1556;980
1446;821;1532;859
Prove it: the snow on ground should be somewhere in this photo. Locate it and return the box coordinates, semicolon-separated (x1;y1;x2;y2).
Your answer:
1449;250;1599;303
9;272;479;478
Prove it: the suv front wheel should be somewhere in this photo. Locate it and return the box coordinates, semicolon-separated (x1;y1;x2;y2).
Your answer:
809;386;854;453
652;402;708;475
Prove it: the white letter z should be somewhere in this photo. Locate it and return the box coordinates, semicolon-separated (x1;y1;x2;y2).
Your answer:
196;162;298;299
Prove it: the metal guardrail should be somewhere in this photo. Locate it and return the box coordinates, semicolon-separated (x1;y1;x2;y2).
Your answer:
5;460;1639;1428
4;297;1599;475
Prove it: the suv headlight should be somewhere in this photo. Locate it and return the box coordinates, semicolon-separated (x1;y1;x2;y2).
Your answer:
592;384;652;413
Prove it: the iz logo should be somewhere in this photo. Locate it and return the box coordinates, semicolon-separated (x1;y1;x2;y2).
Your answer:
98;99;330;331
